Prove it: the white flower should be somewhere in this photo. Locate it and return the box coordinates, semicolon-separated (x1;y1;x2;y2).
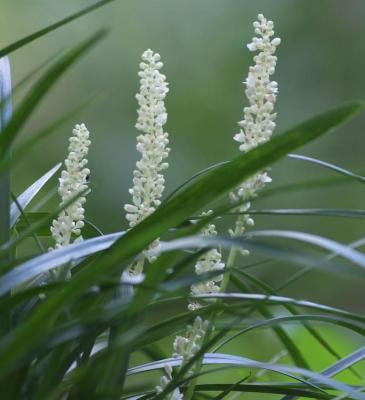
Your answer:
234;14;280;153
230;14;280;239
188;212;225;311
155;364;183;400
50;123;91;249
124;49;170;270
173;316;210;374
155;317;209;397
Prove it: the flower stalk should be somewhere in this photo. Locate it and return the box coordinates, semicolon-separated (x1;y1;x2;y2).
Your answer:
155;15;280;399
50;123;91;252
125;49;170;274
188;14;281;400
230;13;280;240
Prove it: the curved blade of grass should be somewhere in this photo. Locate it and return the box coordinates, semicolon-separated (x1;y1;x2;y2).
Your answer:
146;290;362;400
0;232;121;293
193;293;365;322
196;383;341;399
228;274;308;370
163;161;229;203
0;29;107;156
230;208;365;218
288;154;365;183
134;361;323;398
1;186;90;258
156;233;365;278
247;230;365;271
320;347;365;378
221;266;310;369
127;353;365;400
230;270;361;379
260;170;365;200
0;102;363;378
213;314;364;353
0;0;116;58
11;193;45;254
65;302;358;399
281;348;365;400
10;164;61;227
123;383;340;400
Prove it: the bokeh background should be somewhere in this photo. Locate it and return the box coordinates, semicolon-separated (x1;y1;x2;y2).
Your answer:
1;1;365;377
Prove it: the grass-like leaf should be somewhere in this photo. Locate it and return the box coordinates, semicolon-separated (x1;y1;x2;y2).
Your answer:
0;29;107;156
10;164;61;227
232;208;365;218
127;353;365;400
0;102;363;380
0;0;116;58
0;232;122;294
289;154;365;183
281;347;365;400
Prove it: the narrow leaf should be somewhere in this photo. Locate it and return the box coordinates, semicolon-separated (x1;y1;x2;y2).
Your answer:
10;164;61;227
0;29;107;155
127;353;365;400
0;0;116;58
288;154;365;184
0;102;363;376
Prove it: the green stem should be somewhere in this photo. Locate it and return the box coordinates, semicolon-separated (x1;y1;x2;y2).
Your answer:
184;247;238;400
220;247;238;293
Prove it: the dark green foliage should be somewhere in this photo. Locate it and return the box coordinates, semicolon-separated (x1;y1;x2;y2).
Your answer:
0;3;364;399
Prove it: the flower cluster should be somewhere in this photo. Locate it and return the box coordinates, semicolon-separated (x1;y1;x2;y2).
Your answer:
124;49;170;269
124;49;169;227
230;14;280;238
155;364;183;400
189;212;225;311
233;14;280;152
173;317;210;372
50;123;91;249
156;317;209;397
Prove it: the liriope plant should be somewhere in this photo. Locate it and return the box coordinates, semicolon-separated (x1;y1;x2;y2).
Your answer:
0;4;364;400
155;14;281;400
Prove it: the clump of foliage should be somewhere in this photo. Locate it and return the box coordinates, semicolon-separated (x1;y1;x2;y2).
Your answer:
0;2;364;399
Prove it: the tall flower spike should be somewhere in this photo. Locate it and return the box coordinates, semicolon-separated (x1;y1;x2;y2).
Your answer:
124;49;170;272
230;14;280;239
188;211;225;311
234;14;280;152
50;123;91;250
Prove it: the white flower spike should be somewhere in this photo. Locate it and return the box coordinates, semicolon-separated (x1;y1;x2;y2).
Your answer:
155;317;209;398
234;14;280;152
125;49;170;271
50;123;91;249
230;14;280;238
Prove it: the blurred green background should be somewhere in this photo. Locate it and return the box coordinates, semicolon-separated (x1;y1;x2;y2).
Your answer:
2;0;365;310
